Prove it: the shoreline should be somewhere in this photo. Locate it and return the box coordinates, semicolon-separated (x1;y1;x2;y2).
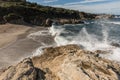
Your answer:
0;44;120;80
0;23;54;69
0;23;120;80
0;23;31;48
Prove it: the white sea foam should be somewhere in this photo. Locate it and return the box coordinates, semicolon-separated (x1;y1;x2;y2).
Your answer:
107;21;120;25
27;30;50;39
28;29;54;56
49;25;64;36
114;16;120;19
32;46;44;56
30;19;120;62
49;21;120;62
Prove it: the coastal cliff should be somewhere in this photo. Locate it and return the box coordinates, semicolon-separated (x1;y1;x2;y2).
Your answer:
0;1;117;80
0;0;100;26
0;45;120;80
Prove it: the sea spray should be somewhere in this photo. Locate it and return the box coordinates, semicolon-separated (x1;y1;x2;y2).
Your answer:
70;27;95;50
49;24;65;36
102;24;109;44
107;21;120;25
49;24;70;46
49;20;120;62
30;19;120;62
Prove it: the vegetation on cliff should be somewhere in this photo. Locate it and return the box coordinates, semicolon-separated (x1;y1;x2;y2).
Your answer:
0;0;97;26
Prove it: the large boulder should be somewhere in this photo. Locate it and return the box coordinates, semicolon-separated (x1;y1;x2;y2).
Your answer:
0;58;37;80
0;45;120;80
32;45;120;80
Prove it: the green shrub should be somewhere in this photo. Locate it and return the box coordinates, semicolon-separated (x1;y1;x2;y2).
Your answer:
4;13;22;22
0;1;96;25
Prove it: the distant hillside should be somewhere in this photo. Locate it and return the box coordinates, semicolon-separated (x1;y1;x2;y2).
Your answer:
0;1;98;26
0;0;26;2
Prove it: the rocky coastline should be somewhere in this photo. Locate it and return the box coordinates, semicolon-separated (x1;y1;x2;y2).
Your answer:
0;45;120;80
0;0;113;27
0;1;118;80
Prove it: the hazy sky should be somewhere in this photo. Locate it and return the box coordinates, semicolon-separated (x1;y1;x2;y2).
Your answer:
27;0;120;15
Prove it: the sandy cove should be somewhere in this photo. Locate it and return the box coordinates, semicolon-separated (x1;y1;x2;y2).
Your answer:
0;23;54;68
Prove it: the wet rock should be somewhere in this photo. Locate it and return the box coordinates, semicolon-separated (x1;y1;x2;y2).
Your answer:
111;43;120;47
95;50;112;54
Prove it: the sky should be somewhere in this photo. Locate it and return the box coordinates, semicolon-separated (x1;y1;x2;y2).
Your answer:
27;0;120;15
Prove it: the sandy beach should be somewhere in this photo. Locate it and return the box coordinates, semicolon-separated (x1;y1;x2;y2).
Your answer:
0;23;31;48
0;23;54;68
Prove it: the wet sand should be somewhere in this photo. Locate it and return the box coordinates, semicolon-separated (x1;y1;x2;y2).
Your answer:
0;23;54;68
0;23;31;48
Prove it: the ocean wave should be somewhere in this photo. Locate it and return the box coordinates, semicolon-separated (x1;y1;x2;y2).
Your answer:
49;20;120;62
107;21;120;25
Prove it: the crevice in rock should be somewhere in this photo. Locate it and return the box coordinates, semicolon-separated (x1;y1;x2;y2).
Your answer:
81;67;92;79
35;67;46;80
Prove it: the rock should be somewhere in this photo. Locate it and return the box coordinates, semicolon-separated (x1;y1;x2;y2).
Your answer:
111;43;120;47
73;20;84;24
45;18;53;26
1;45;120;80
3;13;26;25
95;50;112;54
0;17;6;24
58;19;84;25
59;19;72;24
0;58;37;80
95;14;113;19
30;16;46;26
32;45;120;80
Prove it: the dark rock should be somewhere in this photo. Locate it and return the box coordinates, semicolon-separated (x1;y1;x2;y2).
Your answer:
111;43;120;47
45;18;53;26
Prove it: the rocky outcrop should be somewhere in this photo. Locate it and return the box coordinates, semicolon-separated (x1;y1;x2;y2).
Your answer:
3;13;26;25
45;18;53;26
95;14;113;19
32;45;120;80
0;58;37;80
0;45;120;80
30;18;85;27
0;1;98;26
59;19;84;25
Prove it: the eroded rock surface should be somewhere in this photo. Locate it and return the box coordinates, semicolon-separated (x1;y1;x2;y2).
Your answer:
0;58;37;80
0;45;120;80
32;45;120;80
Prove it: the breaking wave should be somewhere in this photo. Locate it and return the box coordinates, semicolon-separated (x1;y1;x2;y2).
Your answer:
29;18;120;62
49;19;120;62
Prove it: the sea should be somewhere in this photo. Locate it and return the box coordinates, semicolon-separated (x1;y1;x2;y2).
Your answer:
30;17;120;62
